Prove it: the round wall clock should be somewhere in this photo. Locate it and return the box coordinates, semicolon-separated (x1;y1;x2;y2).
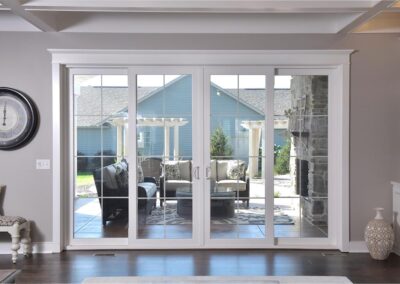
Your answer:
0;87;39;150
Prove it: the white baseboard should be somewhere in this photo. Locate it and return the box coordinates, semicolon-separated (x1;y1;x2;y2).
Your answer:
0;242;59;254
349;241;368;253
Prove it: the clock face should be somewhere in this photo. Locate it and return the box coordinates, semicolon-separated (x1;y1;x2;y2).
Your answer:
0;88;38;150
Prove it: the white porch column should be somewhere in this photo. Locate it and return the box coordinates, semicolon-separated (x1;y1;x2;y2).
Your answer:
123;126;127;157
116;125;123;161
164;126;170;161
249;127;262;178
173;125;179;160
261;132;265;179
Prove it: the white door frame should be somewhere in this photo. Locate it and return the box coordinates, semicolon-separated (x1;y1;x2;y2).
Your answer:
50;49;351;251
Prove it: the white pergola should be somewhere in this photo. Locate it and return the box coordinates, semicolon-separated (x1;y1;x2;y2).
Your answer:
241;119;289;178
241;120;264;179
112;117;188;160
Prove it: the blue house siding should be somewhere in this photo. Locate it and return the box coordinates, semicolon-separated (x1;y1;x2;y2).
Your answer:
137;76;192;158
77;127;117;156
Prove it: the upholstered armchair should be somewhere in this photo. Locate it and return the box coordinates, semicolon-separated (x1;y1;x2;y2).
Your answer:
159;160;192;206
210;159;250;207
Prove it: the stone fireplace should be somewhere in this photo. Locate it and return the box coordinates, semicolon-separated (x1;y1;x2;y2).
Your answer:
288;75;328;226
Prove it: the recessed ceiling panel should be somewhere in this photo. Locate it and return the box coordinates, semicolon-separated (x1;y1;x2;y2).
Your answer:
51;11;362;34
353;12;400;33
0;10;40;31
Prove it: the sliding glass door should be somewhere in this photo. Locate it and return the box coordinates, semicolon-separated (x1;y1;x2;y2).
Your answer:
129;67;203;247
273;69;331;242
203;67;274;246
71;69;129;243
69;66;334;248
135;71;196;240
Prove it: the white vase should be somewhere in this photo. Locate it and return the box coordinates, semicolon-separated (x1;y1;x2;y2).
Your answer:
364;208;394;260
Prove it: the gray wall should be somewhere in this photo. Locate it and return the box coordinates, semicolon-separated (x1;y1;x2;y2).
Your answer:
0;32;399;243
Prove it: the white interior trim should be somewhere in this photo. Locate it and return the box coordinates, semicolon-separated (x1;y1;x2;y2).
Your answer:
51;49;352;252
52;63;62;253
349;241;369;253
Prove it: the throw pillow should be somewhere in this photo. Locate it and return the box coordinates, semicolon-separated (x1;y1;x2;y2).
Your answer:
137;165;144;183
178;160;191;181
226;160;246;180
114;163;129;188
164;162;181;180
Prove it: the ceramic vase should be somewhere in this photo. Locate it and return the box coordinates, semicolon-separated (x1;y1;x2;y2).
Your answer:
364;208;394;260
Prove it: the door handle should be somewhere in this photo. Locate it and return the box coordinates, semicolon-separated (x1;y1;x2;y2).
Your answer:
205;166;211;180
193;166;200;180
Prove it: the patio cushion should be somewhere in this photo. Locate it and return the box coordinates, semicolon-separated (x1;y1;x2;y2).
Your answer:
178;160;191;181
137;165;144;183
164;180;191;191
115;163;129;188
0;216;27;226
103;165;119;190
138;182;157;199
164;162;181;180
216;161;228;180
226;160;246;180
210;160;217;180
216;180;247;191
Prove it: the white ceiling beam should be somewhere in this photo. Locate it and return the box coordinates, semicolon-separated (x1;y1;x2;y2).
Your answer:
338;0;397;34
0;0;57;31
22;0;376;13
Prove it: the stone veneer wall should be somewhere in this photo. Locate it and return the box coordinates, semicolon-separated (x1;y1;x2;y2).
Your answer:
289;76;328;225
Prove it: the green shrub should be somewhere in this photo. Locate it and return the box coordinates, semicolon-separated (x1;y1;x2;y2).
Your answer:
274;144;282;163
210;127;233;158
274;140;291;175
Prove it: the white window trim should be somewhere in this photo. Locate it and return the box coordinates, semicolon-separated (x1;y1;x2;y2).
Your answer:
50;49;351;252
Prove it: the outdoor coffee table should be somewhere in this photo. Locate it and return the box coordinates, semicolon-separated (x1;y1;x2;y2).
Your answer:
176;187;235;218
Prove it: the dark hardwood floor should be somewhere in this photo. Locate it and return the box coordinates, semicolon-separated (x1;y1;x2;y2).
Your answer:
1;250;400;283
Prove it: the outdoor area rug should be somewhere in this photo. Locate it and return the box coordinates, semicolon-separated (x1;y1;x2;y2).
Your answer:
145;204;294;225
83;276;352;284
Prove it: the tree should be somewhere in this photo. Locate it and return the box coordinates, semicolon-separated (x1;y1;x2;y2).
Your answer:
274;140;291;175
210;127;233;158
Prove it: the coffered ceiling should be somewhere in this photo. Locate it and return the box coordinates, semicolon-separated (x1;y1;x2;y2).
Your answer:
0;0;399;34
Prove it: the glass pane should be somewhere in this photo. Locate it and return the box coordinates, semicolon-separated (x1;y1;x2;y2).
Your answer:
75;116;102;156
137;198;163;239
238;198;265;239
238;75;266;116
211;75;238;115
102;75;128;116
74;75;101;116
210;192;237;239
165;199;193;239
73;198;128;239
164;75;192;116
274;75;328;238
75;158;97;198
